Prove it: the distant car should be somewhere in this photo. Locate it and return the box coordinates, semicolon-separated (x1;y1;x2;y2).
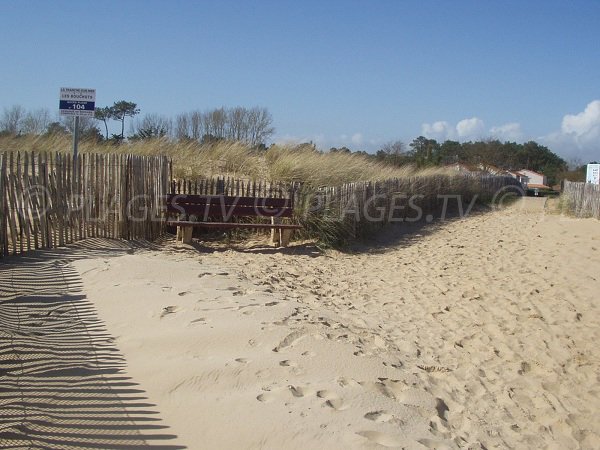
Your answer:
526;187;559;197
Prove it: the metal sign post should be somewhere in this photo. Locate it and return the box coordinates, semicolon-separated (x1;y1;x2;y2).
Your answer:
59;87;96;159
72;116;80;160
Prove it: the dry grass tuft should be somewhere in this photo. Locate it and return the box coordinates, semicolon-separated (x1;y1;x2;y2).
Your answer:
0;135;451;185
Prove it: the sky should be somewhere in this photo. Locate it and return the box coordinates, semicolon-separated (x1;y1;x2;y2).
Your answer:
1;0;599;163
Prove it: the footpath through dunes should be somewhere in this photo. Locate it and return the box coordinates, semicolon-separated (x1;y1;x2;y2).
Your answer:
200;197;600;449
7;197;599;449
0;241;185;449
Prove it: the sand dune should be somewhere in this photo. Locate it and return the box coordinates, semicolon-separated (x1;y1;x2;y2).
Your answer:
2;197;600;449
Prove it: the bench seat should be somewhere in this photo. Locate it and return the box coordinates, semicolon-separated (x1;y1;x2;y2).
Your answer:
165;193;301;246
166;220;302;230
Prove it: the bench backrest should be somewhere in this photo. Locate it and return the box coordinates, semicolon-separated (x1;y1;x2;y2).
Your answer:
166;194;294;220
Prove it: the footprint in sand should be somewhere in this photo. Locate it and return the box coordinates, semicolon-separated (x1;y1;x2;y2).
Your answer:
178;291;191;296
518;361;531;375
279;360;297;367
356;431;404;448
364;410;395;423
237;303;260;311
337;377;361;388
198;271;230;278
235;358;250;364
256;392;277;403
189;317;207;325
317;390;347;410
395;388;450;421
417;364;452;373
358;379;397;400
418;438;455;449
273;330;307;353
288;385;314;398
160;305;179;318
382;361;403;369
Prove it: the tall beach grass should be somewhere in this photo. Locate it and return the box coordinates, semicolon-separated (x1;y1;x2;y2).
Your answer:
0;135;520;248
0;134;451;184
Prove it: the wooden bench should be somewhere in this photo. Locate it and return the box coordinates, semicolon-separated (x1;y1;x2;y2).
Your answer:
165;194;302;246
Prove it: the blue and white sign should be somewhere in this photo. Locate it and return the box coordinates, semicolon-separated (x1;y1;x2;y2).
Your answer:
59;87;96;117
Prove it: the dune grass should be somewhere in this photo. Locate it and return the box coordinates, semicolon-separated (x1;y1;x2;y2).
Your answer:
0;134;453;185
2;134;516;248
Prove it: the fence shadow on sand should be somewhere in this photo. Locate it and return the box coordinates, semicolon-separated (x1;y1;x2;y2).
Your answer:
0;239;185;449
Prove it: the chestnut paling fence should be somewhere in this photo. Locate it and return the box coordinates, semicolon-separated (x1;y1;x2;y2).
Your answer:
1;149;525;257
302;174;524;239
172;173;523;244
0;151;170;257
562;180;600;219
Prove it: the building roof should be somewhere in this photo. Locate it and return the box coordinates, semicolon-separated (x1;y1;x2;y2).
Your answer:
519;169;545;177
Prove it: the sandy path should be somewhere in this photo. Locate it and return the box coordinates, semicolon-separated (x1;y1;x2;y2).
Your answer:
75;245;444;449
0;243;184;449
198;197;600;448
3;197;599;449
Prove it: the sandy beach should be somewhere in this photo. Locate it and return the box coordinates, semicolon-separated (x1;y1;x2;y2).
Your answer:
2;197;600;449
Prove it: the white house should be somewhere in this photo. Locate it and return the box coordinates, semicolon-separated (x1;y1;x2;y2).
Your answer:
516;169;548;188
506;170;529;185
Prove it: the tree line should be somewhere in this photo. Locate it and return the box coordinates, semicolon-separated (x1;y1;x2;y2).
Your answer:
325;136;569;186
1;103;574;184
372;137;569;185
0;103;275;148
0;105;102;140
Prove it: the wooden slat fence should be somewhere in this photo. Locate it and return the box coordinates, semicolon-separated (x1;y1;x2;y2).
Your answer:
305;173;523;239
0;151;170;257
561;180;600;219
171;173;523;244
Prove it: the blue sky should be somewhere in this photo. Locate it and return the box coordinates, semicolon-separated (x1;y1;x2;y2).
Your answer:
1;0;599;162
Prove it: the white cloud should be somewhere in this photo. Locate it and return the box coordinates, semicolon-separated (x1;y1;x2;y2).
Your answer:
489;122;522;141
541;100;600;163
351;133;363;145
422;117;487;142
422;117;525;143
561;100;600;141
421;121;455;141
456;117;485;139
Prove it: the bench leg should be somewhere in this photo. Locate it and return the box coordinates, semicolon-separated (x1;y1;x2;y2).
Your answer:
280;229;294;247
177;225;193;244
271;218;281;246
